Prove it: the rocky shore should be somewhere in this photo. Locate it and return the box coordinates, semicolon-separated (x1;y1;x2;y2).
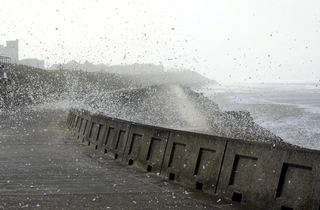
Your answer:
183;87;288;145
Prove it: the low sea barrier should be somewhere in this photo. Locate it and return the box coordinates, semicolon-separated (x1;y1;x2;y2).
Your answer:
67;109;320;210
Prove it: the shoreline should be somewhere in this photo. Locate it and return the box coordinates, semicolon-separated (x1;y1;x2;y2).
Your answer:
191;83;320;150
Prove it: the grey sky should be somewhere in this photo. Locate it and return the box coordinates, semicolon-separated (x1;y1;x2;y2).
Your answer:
1;0;319;83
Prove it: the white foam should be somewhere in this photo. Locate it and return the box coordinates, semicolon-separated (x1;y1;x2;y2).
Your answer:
201;83;320;150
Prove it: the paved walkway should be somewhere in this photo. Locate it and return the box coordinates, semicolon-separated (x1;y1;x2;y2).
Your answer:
0;102;261;210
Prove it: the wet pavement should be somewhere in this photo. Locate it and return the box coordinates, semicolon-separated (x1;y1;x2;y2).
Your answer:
0;103;262;210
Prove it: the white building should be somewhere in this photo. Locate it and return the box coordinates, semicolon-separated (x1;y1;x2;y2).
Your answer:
0;39;19;64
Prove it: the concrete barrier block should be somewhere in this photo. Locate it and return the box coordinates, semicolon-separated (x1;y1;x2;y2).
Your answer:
67;110;81;135
68;111;76;129
74;114;83;134
97;118;131;161
161;130;227;194
122;124;170;173
273;147;320;210
216;140;320;209
67;110;73;128
68;113;74;128
74;111;92;143
86;115;110;149
74;114;80;130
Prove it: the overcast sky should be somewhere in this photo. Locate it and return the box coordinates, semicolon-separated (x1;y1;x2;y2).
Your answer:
1;0;319;83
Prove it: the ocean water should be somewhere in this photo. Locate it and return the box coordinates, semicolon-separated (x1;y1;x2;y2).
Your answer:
197;83;320;150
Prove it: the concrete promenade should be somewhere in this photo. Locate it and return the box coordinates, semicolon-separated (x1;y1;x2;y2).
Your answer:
0;103;261;210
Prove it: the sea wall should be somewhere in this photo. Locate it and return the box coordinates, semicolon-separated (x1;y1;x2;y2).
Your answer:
67;109;320;210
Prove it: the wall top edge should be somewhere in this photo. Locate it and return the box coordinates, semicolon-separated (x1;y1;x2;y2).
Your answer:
69;108;320;154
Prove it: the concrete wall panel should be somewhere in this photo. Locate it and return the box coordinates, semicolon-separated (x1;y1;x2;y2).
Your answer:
68;110;82;136
97;119;131;161
67;110;92;143
86;115;109;149
217;140;320;209
161;130;227;194
123;124;170;173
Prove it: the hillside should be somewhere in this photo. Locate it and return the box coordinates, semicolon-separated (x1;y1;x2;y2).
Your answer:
2;64;136;108
49;61;217;85
134;70;217;86
1;63;216;108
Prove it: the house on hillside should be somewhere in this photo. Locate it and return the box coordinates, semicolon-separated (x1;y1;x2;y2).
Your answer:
20;58;45;69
